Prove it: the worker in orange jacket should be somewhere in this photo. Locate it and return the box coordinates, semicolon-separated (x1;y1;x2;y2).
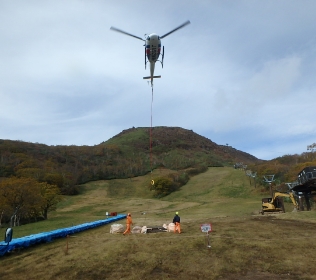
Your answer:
123;213;133;235
173;212;181;233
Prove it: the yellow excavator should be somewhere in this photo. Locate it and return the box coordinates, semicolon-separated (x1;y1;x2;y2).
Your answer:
260;191;299;214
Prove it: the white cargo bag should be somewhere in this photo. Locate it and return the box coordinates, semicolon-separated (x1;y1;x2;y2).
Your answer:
131;226;142;234
168;223;175;232
141;226;147;234
110;224;124;233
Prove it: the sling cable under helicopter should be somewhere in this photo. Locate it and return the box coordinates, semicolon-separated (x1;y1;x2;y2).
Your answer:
150;85;154;186
110;20;191;185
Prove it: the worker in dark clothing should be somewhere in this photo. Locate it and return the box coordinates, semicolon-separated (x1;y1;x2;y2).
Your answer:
173;212;181;233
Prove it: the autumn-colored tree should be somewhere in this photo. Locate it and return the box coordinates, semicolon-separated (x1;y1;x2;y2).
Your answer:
39;183;62;220
43;173;64;188
0;177;44;226
0;191;10;226
284;160;316;182
15;167;44;180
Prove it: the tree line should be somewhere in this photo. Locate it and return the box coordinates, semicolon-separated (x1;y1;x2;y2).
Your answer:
0;177;61;226
245;152;316;191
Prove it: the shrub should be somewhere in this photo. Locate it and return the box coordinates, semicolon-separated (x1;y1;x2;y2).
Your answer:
149;177;176;198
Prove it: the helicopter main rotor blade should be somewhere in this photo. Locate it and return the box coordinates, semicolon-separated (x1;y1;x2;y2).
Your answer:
110;26;145;41
160;20;190;39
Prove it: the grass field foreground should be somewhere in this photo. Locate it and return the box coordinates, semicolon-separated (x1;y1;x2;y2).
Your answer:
1;167;316;280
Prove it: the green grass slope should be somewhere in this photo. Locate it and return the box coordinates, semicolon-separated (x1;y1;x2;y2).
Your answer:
1;167;316;280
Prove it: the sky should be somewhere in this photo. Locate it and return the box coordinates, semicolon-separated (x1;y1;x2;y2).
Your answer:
1;0;316;160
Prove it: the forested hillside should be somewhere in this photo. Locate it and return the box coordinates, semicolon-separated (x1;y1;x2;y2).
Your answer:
0;126;260;224
0;127;259;194
0;126;315;225
247;151;316;188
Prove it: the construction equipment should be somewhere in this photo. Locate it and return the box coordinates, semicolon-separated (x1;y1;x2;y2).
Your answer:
260;191;299;214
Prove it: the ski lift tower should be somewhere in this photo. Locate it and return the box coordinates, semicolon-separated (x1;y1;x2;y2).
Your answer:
251;172;257;188
263;175;275;196
307;143;316;152
246;171;257;187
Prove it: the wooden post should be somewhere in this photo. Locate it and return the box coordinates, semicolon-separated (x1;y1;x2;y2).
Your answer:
65;235;69;254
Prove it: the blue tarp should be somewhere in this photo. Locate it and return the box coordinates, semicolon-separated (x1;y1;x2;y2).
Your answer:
0;214;126;257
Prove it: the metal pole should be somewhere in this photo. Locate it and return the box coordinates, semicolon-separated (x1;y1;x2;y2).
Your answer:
263;175;275;197
206;232;211;248
10;207;18;228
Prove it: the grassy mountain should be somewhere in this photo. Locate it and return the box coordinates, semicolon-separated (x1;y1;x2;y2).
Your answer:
0;127;259;191
105;126;259;167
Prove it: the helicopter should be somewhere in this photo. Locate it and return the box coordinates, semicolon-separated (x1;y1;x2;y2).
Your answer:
110;20;190;86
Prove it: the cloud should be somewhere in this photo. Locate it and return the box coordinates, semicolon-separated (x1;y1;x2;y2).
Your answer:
1;0;316;160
